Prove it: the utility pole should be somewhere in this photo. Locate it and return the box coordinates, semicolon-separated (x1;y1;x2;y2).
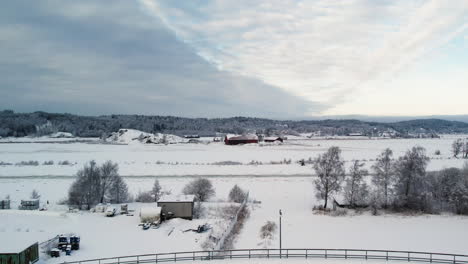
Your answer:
279;209;282;258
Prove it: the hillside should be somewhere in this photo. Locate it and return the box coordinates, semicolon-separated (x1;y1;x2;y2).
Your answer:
1;110;468;138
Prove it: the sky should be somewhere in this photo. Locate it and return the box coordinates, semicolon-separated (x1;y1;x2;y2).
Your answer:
0;0;467;118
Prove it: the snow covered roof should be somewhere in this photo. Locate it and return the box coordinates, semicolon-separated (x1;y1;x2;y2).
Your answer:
158;195;195;203
226;134;258;141
0;233;38;253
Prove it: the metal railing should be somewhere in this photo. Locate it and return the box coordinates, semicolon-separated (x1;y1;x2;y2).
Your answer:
61;248;468;264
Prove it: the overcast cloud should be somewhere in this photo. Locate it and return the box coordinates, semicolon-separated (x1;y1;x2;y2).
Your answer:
0;0;325;118
1;1;467;117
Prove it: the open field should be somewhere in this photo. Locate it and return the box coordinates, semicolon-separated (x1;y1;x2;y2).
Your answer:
2;135;468;263
1;176;468;264
0;135;467;177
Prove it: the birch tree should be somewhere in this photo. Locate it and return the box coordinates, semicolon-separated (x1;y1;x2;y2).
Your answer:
313;146;345;209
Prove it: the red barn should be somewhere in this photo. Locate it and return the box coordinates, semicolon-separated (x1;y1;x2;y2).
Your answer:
224;134;259;145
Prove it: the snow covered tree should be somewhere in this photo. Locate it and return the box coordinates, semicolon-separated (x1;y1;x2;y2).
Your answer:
258;221;277;248
31;189;40;199
313;146;345;209
452;139;463;158
108;175;130;204
371;148;395;208
228;184;247;203
394;146;430;209
344;160;369;207
151;179;162;202
183;178;215;202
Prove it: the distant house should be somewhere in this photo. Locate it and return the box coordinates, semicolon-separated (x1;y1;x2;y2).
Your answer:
224;134;259;145
184;135;200;139
19;200;39;210
0;200;10;210
264;137;284;143
157;195;195;220
0;236;39;264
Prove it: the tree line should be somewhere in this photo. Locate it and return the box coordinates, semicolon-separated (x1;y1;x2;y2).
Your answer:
314;146;468;215
67;161;247;210
2;110;468;138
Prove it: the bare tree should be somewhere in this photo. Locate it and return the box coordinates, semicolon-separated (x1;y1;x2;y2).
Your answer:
228;184;247;203
394;146;430;209
183;178;215;202
452;139;463;158
108;175;130;204
464;141;468;159
313;146;345;209
99;161;119;203
151;179;162;202
67;160;124;209
31;189;40;199
258;221;277;248
344;160;369;207
371;148;395;208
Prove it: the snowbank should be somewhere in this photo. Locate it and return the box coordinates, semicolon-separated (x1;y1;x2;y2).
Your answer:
106;129;187;144
50;132;74;138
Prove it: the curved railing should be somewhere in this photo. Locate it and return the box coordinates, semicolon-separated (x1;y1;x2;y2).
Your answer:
62;249;468;264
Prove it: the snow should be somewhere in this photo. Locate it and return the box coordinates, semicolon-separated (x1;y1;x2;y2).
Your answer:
1;135;466;177
2;134;468;263
105;129;187;145
0;232;39;253
49;132;74;138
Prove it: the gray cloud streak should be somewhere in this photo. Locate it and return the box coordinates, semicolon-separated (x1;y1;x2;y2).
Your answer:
0;0;326;118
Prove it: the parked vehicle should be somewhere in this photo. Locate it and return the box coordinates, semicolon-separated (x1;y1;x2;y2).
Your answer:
105;207;116;217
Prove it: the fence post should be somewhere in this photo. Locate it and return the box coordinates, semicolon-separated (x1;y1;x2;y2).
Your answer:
387;251;389;261
230;250;232;260
174;253;177;262
430;254;432;263
137;255;140;264
453;255;456;264
267;249;269;259
345;250;347;259
118;257;120;264
249;250;251;259
306;249;308;259
156;254;158;263
366;251;368;260
408;252;410;262
325;249;328;259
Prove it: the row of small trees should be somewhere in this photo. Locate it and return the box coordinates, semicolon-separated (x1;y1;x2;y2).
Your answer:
314;146;468;214
452;138;468;158
67;161;247;210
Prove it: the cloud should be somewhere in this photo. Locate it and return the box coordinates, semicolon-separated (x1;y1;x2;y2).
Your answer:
142;0;468;109
0;0;325;118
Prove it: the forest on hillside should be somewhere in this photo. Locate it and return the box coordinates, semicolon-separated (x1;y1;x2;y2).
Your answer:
1;110;468;138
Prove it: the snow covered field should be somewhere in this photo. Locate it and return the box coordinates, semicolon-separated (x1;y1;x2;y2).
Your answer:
0;135;466;177
1;176;468;263
2;135;468;264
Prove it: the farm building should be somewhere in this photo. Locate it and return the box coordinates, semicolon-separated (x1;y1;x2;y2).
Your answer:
158;195;195;220
0;200;10;210
19;199;39;210
0;235;39;264
224;134;258;145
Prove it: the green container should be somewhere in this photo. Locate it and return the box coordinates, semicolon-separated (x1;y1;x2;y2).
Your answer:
0;243;39;264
